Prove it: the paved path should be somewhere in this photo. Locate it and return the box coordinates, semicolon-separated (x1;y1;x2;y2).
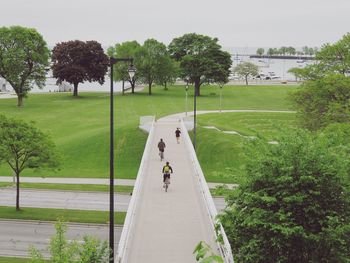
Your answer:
0;189;130;212
0;220;122;258
122;118;219;263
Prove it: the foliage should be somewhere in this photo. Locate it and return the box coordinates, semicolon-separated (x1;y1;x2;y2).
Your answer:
135;39;169;95
168;33;232;96
193;241;224;263
220;128;350;263
233;62;259;85
290;74;350;130
155;56;180;90
107;41;141;93
30;221;110;263
0;115;59;210
0;26;50;106
51;40;109;96
256;48;264;56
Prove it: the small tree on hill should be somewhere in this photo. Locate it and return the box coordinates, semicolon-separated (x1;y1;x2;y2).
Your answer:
0;115;59;210
220;129;350;263
51;40;109;97
155;56;179;90
0;26;50;107
233;62;258;85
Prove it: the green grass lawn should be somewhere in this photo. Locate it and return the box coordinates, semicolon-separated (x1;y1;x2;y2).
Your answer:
0;182;133;193
0;206;125;224
196;112;297;184
0;257;39;263
0;85;296;180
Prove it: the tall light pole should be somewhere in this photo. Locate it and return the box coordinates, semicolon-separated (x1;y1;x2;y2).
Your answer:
219;82;224;113
185;80;189;116
109;57;135;263
193;84;197;150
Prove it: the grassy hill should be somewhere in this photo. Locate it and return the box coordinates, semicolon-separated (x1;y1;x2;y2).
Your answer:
0;85;296;180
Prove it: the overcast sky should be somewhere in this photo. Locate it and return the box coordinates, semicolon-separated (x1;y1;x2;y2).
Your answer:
1;0;349;49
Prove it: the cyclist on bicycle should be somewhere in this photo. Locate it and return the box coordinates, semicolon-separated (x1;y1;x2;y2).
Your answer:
158;139;166;161
162;161;173;186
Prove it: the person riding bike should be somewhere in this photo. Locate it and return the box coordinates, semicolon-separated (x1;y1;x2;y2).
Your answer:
162;161;173;187
158;138;166;161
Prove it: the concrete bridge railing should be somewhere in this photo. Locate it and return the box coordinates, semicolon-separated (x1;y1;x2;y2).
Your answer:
116;117;155;263
180;119;234;263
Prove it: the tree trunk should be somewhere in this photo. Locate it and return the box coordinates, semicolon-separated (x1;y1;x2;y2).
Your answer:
17;94;24;107
164;82;168;90
16;172;20;211
245;76;248;86
73;83;79;96
194;78;201;96
122;80;125;95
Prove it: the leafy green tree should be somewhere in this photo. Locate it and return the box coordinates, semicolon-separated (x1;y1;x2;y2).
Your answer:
193;241;224;263
290;74;350;130
233;62;258;85
168;33;232;96
135;39;169;95
30;221;110;263
220;128;350;263
107;41;141;93
0;26;50;107
267;48;275;56
0;115;59;210
315;33;350;75
155;56;180;90
256;48;265;56
51;40;109;97
287;46;296;55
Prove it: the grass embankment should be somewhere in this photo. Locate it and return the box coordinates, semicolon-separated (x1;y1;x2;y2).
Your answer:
0;182;133;193
196;112;297;184
0;206;126;224
0;85;296;181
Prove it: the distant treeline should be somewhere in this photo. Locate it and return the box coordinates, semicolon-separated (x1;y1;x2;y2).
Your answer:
256;46;319;56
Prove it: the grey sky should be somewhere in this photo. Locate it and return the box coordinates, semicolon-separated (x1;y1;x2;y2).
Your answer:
1;0;349;48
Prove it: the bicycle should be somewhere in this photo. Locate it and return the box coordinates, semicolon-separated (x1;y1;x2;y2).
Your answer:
164;176;170;192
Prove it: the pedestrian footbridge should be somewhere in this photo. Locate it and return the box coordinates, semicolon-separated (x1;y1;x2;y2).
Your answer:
116;114;233;263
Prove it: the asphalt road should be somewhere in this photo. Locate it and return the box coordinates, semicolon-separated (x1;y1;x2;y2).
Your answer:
0;220;122;258
0;188;131;212
0;189;226;212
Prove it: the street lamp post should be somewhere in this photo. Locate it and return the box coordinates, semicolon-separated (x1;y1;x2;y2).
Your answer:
185;80;189;116
219;83;224;113
109;57;135;263
193;85;197;150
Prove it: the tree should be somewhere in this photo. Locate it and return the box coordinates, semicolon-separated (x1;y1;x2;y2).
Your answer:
0;26;50;107
0;115;59;210
233;62;258;85
168;33;232;96
107;41;141;94
290;74;350;130
220;129;350;263
315;33;350;75
30;221;110;263
256;48;265;56
135;39;168;95
155;56;180;90
51;40;109;97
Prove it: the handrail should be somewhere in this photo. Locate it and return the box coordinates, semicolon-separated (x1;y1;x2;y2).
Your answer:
180;119;234;263
116;117;155;263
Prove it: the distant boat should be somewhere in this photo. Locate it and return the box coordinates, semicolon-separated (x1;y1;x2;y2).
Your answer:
296;60;305;63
